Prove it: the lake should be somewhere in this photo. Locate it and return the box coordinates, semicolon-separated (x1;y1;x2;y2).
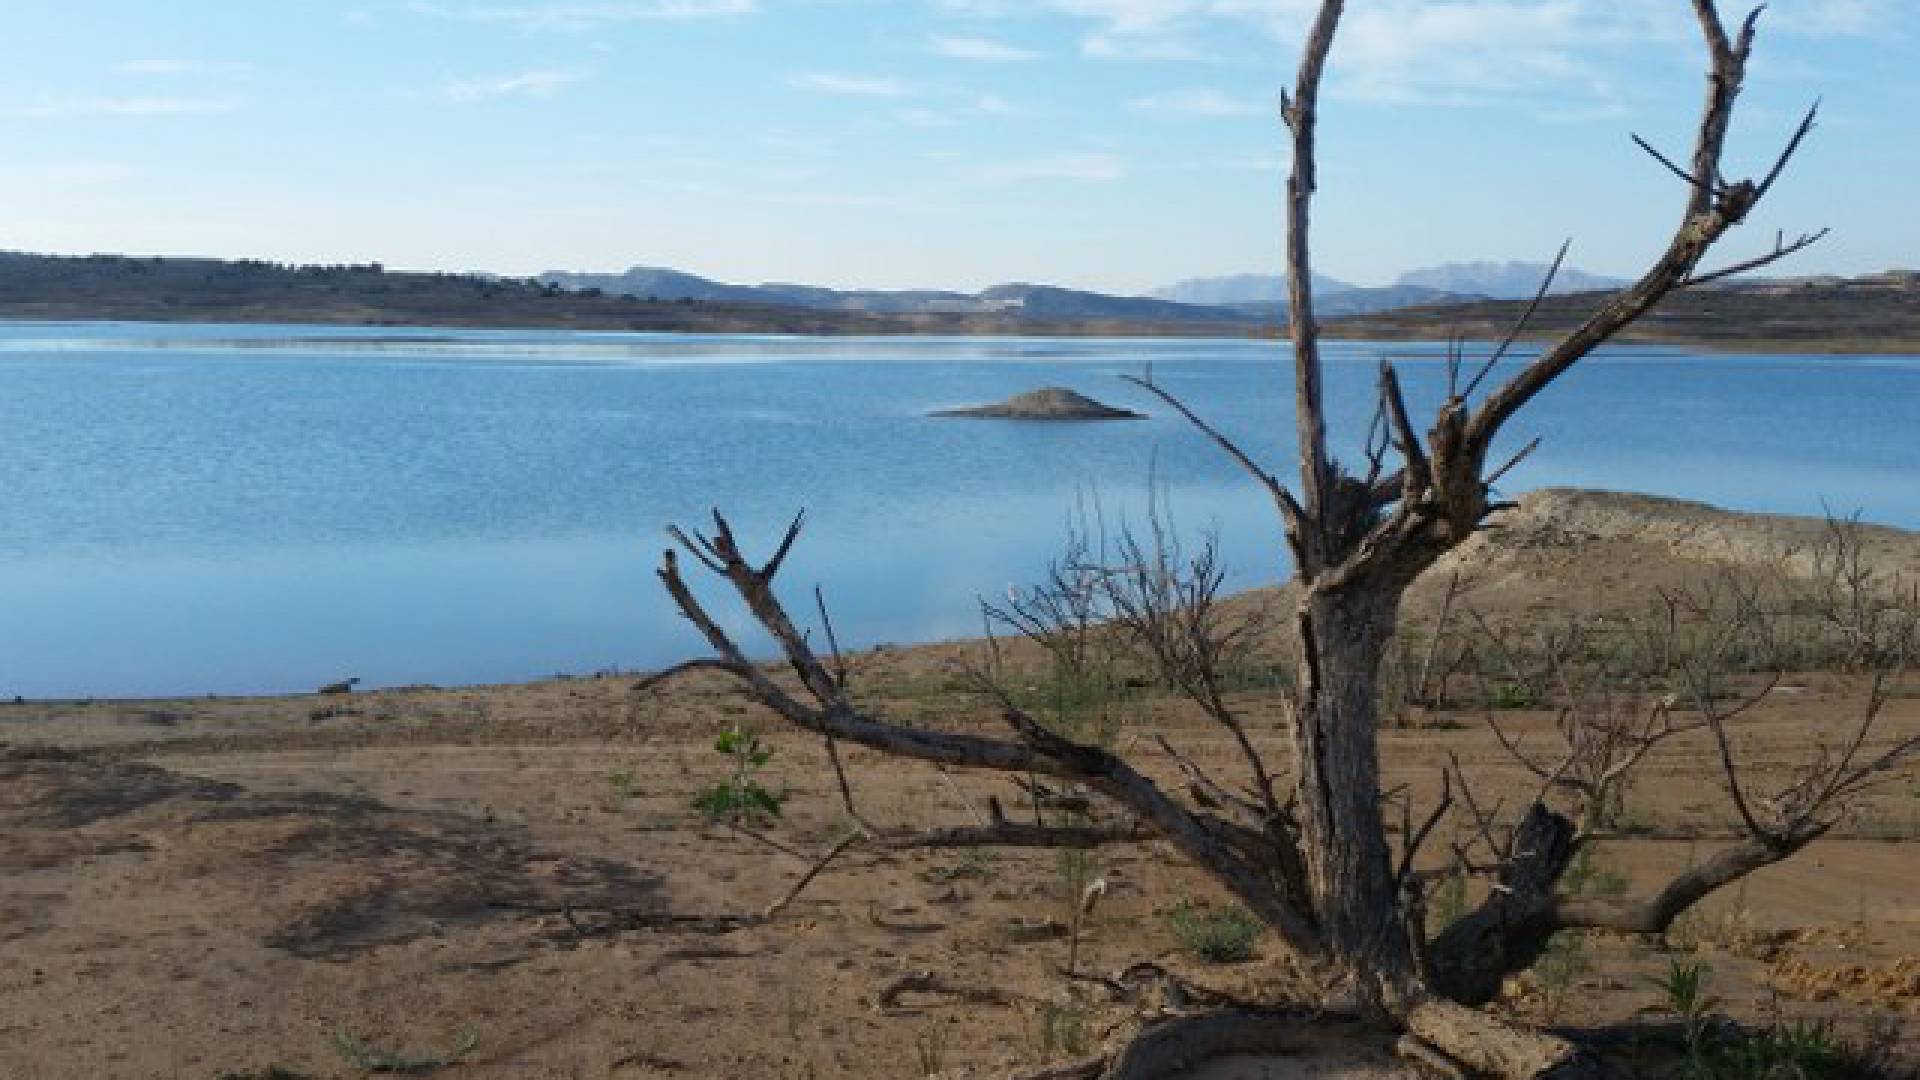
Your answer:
1;321;1915;699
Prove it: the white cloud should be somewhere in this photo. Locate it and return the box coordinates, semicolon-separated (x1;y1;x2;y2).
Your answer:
973;93;1014;114
1130;87;1262;116
14;96;245;118
930;35;1040;61
949;1;1691;109
973;152;1125;184
411;0;753;32
443;69;587;102
789;72;910;97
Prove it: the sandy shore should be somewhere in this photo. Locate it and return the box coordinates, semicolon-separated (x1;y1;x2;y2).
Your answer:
2;489;1917;1078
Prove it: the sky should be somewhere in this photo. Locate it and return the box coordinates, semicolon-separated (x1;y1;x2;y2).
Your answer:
0;1;1911;294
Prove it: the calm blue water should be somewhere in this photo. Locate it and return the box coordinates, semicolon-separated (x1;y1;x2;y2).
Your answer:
0;321;1914;698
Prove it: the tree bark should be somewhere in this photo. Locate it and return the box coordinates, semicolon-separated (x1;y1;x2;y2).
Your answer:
1427;804;1578;1006
1292;584;1418;1002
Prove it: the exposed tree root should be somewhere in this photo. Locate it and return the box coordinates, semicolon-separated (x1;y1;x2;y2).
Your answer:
1402;999;1598;1080
1001;1003;1609;1080
873;969;1015;1012
1096;1008;1386;1080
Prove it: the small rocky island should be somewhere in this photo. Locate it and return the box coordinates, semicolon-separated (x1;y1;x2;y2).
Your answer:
931;386;1145;421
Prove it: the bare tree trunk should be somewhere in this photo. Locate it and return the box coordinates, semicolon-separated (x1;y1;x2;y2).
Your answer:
1292;586;1418;1002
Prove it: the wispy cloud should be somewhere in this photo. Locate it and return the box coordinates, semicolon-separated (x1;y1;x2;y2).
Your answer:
789;72;910;97
930;34;1040;61
411;0;753;32
13;96;245;118
950;0;1689;110
1130;87;1261;116
973;152;1125;185
443;68;588;102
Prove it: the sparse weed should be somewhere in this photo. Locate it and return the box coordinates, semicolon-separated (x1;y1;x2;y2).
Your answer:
328;1030;476;1075
914;1022;948;1076
1710;1020;1848;1079
917;849;996;884
1653;957;1721;1075
1533;931;1593;1021
1485;681;1541;710
1029;1002;1090;1063
1647;960;1870;1079
605;767;640;806
1163;899;1262;964
691;724;785;825
1562;845;1631;900
1427;871;1468;937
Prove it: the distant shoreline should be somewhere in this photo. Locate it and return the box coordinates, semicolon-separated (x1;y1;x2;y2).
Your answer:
4;309;1918;355
0;249;1915;353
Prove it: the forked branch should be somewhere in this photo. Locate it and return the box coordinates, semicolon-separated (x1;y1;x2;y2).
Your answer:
654;513;1326;955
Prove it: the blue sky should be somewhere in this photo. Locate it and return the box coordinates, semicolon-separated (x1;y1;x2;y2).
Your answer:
0;1;1910;293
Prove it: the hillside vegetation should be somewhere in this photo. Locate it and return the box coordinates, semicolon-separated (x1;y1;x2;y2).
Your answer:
1325;271;1920;352
0;252;1258;338
3;251;1918;351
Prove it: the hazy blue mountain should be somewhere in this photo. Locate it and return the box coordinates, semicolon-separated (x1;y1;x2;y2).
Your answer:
1222;284;1485;322
1150;273;1354;305
540;265;767;304
758;282;980;314
1393;261;1627;299
540;266;1254;323
976;282;1247;322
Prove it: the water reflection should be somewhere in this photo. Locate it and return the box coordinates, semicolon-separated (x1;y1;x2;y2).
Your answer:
0;322;1912;697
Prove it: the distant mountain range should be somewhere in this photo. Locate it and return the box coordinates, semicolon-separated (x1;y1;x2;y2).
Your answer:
540;259;1627;328
1149;273;1355;304
539;264;1501;326
538;266;1253;325
0;249;1910;350
1150;260;1628;306
1140;271;1483;321
1392;261;1630;298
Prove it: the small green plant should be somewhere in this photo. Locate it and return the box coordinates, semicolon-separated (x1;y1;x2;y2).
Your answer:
914;1022;948;1076
1030;1002;1090;1063
1485;681;1540;709
1533;931;1593;1021
1653;957;1721;1076
1427;871;1468;937
328;1030;476;1075
691;724;785;825
916;849;996;884
1562;844;1631;900
1649;961;1862;1078
1163;899;1262;964
1713;1020;1847;1079
1056;845;1101;975
607;767;639;800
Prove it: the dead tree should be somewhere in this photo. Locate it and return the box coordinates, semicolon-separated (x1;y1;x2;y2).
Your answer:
645;4;1902;1077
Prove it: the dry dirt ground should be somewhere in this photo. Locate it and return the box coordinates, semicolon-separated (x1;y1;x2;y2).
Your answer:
2;490;1917;1079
